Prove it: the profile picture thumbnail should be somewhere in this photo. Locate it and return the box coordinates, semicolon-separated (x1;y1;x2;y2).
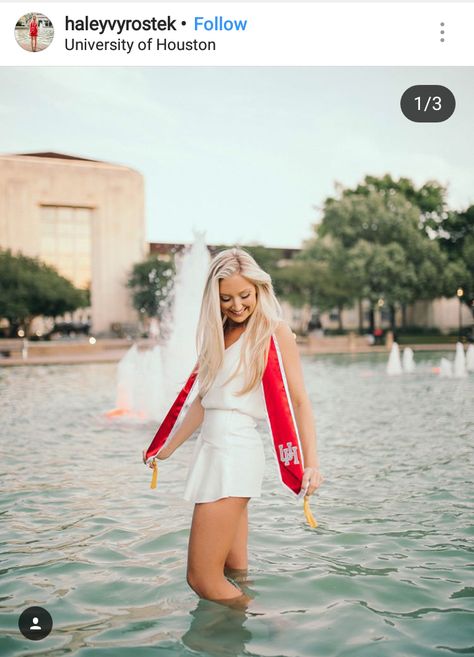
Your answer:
15;13;54;53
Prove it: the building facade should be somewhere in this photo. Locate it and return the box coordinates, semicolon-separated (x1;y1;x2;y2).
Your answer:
0;152;146;334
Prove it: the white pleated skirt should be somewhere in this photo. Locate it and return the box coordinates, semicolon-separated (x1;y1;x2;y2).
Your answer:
183;408;266;503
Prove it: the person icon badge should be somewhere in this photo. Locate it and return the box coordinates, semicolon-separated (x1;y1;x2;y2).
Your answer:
29;616;42;631
18;606;53;640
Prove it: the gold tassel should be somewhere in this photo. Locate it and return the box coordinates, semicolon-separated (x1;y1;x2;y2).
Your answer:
150;459;158;489
303;495;318;528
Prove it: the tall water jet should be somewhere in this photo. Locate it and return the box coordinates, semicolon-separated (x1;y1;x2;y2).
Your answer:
108;231;210;421
466;344;474;373
161;230;210;403
402;347;415;373
453;342;467;378
386;342;403;375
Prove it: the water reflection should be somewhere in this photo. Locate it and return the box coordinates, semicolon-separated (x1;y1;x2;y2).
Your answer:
181;569;261;655
182;598;253;657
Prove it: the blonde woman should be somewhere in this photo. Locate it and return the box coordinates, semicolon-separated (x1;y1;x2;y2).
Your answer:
143;247;323;608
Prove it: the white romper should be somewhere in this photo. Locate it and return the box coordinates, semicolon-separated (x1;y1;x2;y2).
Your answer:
183;334;267;503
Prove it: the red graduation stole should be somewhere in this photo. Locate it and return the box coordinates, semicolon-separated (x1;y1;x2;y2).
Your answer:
144;334;317;526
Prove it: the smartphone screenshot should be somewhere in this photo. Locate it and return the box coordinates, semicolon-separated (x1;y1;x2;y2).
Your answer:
1;2;473;656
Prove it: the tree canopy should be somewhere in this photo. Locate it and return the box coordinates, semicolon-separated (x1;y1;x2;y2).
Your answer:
280;175;468;330
434;205;474;311
127;255;176;320
0;249;88;336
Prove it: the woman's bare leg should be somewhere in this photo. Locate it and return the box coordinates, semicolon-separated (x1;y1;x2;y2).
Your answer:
187;496;252;608
223;504;251;586
224;504;248;571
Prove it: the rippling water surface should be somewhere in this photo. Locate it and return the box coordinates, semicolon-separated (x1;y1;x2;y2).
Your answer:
1;351;473;657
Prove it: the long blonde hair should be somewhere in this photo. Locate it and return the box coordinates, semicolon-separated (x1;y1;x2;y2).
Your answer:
196;247;283;397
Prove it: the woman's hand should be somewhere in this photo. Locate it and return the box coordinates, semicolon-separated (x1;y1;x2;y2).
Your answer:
156;448;171;460
301;467;325;497
142;447;171;466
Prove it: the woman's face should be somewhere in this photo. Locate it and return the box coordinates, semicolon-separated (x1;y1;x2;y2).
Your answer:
219;274;257;325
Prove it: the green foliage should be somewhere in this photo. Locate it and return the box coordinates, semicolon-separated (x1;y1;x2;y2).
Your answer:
435;206;474;312
272;259;319;307
296;236;360;313
287;176;453;328
341;174;448;230
0;249;88;335
127;255;176;319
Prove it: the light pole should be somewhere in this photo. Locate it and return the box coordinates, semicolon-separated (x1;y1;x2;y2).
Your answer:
457;287;464;342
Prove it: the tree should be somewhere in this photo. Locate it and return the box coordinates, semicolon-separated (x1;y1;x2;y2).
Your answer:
127;255;176;322
340;174;448;233
435;206;474;316
0;249;88;337
303;179;448;331
295;235;362;330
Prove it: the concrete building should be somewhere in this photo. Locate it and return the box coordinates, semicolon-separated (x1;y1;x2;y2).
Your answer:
0;152;146;334
323;297;472;335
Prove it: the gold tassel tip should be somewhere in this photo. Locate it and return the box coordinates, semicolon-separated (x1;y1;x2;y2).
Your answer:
303;495;318;528
150;460;158;489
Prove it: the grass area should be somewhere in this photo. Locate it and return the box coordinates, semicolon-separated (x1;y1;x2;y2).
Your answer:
397;334;461;344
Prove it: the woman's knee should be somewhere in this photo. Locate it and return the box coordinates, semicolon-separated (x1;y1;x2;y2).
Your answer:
186;567;241;600
186;497;249;586
186;571;211;598
186;568;201;595
186;565;217;598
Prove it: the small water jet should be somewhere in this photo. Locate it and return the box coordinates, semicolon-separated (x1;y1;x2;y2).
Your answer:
453;342;467;378
402;347;415;373
386;342;403;375
439;357;453;378
465;344;474;373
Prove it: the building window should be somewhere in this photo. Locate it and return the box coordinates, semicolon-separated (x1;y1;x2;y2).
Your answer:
40;205;92;289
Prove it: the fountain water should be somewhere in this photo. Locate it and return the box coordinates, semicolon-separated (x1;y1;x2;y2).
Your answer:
386;342;403;375
160;231;211;403
107;231;210;421
402;347;415;373
439;357;453;378
453;342;467;378
466;344;474;373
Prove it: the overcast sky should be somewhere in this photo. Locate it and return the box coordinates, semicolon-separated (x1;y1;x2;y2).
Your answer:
2;67;473;248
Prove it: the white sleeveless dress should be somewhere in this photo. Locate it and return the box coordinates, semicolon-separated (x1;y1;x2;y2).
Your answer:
183;334;267;503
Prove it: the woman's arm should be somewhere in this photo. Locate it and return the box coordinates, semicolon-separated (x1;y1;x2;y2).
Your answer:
274;321;323;493
150;394;204;461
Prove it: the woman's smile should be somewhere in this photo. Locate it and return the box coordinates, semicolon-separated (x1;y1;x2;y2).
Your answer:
219;273;258;323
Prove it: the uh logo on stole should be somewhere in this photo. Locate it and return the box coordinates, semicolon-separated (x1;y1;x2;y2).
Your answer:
278;441;300;466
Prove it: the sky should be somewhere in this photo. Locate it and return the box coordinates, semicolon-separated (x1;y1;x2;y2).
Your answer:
1;67;473;248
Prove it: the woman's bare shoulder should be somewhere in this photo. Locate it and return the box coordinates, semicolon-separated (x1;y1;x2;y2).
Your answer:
274;320;296;342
